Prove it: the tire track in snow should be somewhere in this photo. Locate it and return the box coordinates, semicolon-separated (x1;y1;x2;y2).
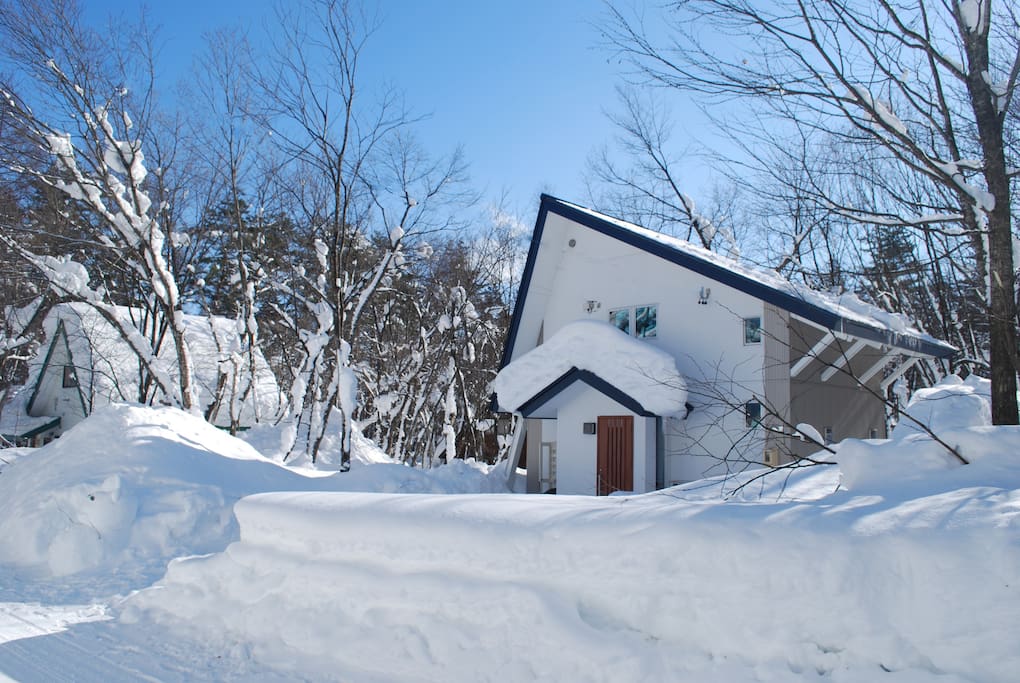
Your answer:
0;608;300;682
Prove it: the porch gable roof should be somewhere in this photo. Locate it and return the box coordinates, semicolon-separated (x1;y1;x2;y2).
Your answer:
517;367;657;418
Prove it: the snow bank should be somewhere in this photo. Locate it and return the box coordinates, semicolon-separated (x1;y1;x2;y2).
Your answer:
493;319;687;415
832;374;997;490
127;446;1020;682
0;404;330;581
0;404;505;588
893;374;992;437
0;447;32;473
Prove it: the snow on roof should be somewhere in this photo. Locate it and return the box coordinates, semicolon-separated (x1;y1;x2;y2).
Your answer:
32;303;282;425
547;197;955;357
1;386;58;439
493;320;687;416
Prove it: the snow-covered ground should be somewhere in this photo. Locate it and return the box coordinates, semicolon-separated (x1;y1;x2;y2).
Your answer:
0;404;504;602
0;376;1018;681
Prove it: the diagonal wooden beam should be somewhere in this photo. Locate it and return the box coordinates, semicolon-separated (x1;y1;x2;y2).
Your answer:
880;356;921;392
503;417;527;484
790;331;834;377
821;339;869;381
858;348;896;385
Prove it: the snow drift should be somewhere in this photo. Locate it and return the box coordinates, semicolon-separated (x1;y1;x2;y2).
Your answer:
125;401;1020;682
831;374;995;490
0;404;332;580
0;404;504;587
893;373;992;437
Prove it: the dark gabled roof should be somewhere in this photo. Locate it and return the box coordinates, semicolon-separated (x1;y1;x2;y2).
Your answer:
0;384;61;441
517;367;656;418
500;195;956;368
1;415;61;441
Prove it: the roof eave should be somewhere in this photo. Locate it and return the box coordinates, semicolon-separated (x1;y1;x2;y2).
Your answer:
838;318;957;359
512;366;656;418
537;195;955;360
2;415;61;441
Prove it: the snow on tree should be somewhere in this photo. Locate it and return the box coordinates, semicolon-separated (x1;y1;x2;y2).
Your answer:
243;0;470;467
0;0;198;412
604;0;1020;424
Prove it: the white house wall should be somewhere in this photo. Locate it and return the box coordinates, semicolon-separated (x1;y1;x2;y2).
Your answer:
508;215;571;364
531;212;768;484
553;383;654;496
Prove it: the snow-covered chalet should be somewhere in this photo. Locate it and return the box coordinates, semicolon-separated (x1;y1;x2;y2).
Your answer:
2;303;282;446
492;195;955;495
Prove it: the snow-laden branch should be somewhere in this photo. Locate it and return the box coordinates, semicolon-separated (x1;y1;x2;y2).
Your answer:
1;72;198;411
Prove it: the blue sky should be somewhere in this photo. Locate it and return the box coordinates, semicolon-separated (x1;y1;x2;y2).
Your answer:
85;0;709;219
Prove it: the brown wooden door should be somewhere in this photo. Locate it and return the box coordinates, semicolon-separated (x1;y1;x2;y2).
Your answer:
597;415;633;495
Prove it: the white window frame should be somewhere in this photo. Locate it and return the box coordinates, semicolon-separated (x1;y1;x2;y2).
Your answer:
609;304;658;339
743;316;762;345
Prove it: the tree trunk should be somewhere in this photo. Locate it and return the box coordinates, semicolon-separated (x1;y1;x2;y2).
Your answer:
959;4;1019;424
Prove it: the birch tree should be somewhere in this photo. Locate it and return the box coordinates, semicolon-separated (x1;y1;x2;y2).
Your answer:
257;0;467;466
0;0;198;410
356;238;506;466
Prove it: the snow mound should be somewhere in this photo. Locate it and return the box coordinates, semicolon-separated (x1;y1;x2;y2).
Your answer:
126;452;1020;682
831;374;1008;490
0;404;506;587
493;320;687;415
0;404;334;581
892;374;991;437
0;446;32;473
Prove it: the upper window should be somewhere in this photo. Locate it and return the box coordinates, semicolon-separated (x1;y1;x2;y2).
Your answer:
635;305;657;338
609;305;658;339
609;308;630;334
744;401;762;428
62;364;78;388
743;316;762;344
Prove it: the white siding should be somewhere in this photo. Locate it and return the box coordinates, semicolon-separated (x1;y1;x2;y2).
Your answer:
532;213;768;485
